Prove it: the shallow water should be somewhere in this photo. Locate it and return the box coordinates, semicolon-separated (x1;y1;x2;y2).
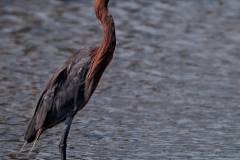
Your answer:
1;0;240;159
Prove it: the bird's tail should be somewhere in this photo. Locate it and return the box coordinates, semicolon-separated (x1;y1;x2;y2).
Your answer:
24;115;38;143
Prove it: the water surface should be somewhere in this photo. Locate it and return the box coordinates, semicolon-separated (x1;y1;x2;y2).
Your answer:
1;0;240;159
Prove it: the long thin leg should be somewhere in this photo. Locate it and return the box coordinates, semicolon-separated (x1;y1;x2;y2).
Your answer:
28;128;42;157
17;141;27;156
59;117;73;160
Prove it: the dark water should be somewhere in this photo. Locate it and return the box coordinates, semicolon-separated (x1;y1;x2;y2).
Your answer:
1;0;240;159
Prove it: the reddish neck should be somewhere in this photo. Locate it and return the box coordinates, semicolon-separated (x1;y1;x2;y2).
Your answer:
86;0;116;86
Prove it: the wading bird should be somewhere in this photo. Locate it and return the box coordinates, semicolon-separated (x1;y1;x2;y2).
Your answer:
18;0;116;159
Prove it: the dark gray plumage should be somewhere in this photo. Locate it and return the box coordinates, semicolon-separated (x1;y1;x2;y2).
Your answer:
24;47;96;143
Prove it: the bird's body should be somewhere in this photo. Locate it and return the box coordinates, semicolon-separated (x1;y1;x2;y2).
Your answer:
24;46;96;143
19;0;116;159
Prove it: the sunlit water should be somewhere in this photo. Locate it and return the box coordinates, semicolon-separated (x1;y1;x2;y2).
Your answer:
1;0;240;159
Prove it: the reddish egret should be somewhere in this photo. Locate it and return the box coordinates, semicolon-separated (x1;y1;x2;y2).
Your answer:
18;0;116;159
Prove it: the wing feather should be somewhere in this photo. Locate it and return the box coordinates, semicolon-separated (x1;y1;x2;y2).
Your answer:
24;47;95;143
